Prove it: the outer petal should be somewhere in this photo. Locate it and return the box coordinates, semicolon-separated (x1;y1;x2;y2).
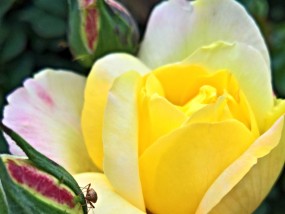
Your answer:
183;42;273;131
139;119;255;214
3;69;96;174
82;54;150;170
103;71;145;211
139;0;269;68
74;173;145;214
197;116;285;214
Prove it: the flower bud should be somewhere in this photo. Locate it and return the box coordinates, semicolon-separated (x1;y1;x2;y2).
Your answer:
0;155;83;213
0;124;88;213
68;0;139;67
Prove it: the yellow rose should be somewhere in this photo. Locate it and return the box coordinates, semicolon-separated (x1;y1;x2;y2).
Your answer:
3;0;285;213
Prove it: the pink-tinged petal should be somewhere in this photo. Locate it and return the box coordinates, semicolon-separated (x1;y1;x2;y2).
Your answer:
74;173;145;214
3;69;96;174
139;0;269;68
196;116;285;214
103;71;145;211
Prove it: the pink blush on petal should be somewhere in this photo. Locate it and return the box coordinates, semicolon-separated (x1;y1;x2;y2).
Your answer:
29;81;54;107
3;69;95;174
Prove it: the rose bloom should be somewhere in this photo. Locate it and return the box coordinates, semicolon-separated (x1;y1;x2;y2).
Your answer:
3;0;285;213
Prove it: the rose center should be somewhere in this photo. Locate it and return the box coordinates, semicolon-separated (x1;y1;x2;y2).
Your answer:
181;85;217;116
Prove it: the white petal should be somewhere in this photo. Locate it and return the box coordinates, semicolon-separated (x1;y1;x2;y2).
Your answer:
74;173;145;214
103;71;145;211
139;0;269;68
3;69;96;174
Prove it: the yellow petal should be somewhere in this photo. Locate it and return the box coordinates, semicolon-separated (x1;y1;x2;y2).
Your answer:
82;54;149;170
139;0;269;68
139;120;254;214
184;42;273;132
74;173;145;214
197;116;285;214
148;94;187;145
186;96;233;124
103;71;145;211
153;64;209;106
3;69;96;174
186;92;259;138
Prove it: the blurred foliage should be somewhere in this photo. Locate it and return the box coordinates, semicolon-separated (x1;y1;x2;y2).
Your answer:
238;0;285;99
0;0;88;154
0;0;285;213
0;0;87;111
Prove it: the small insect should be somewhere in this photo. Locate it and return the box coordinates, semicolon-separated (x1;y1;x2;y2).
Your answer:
81;183;98;213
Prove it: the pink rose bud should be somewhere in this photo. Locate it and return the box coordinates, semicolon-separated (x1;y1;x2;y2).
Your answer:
68;0;139;67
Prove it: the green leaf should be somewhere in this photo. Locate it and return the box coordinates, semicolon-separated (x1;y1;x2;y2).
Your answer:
0;124;88;214
35;53;87;74
238;0;268;18
6;52;34;89
253;202;270;214
0;0;16;18
20;7;66;38
0;131;9;154
0;22;9;48
33;0;67;18
33;14;66;38
30;36;49;53
0;25;27;63
0;179;9;214
273;68;285;97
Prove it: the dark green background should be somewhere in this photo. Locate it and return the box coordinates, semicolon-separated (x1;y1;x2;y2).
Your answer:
0;0;285;213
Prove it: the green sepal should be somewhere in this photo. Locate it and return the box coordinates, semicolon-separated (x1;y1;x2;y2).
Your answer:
67;0;92;66
67;0;139;68
0;124;88;214
0;179;9;214
94;0;139;60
